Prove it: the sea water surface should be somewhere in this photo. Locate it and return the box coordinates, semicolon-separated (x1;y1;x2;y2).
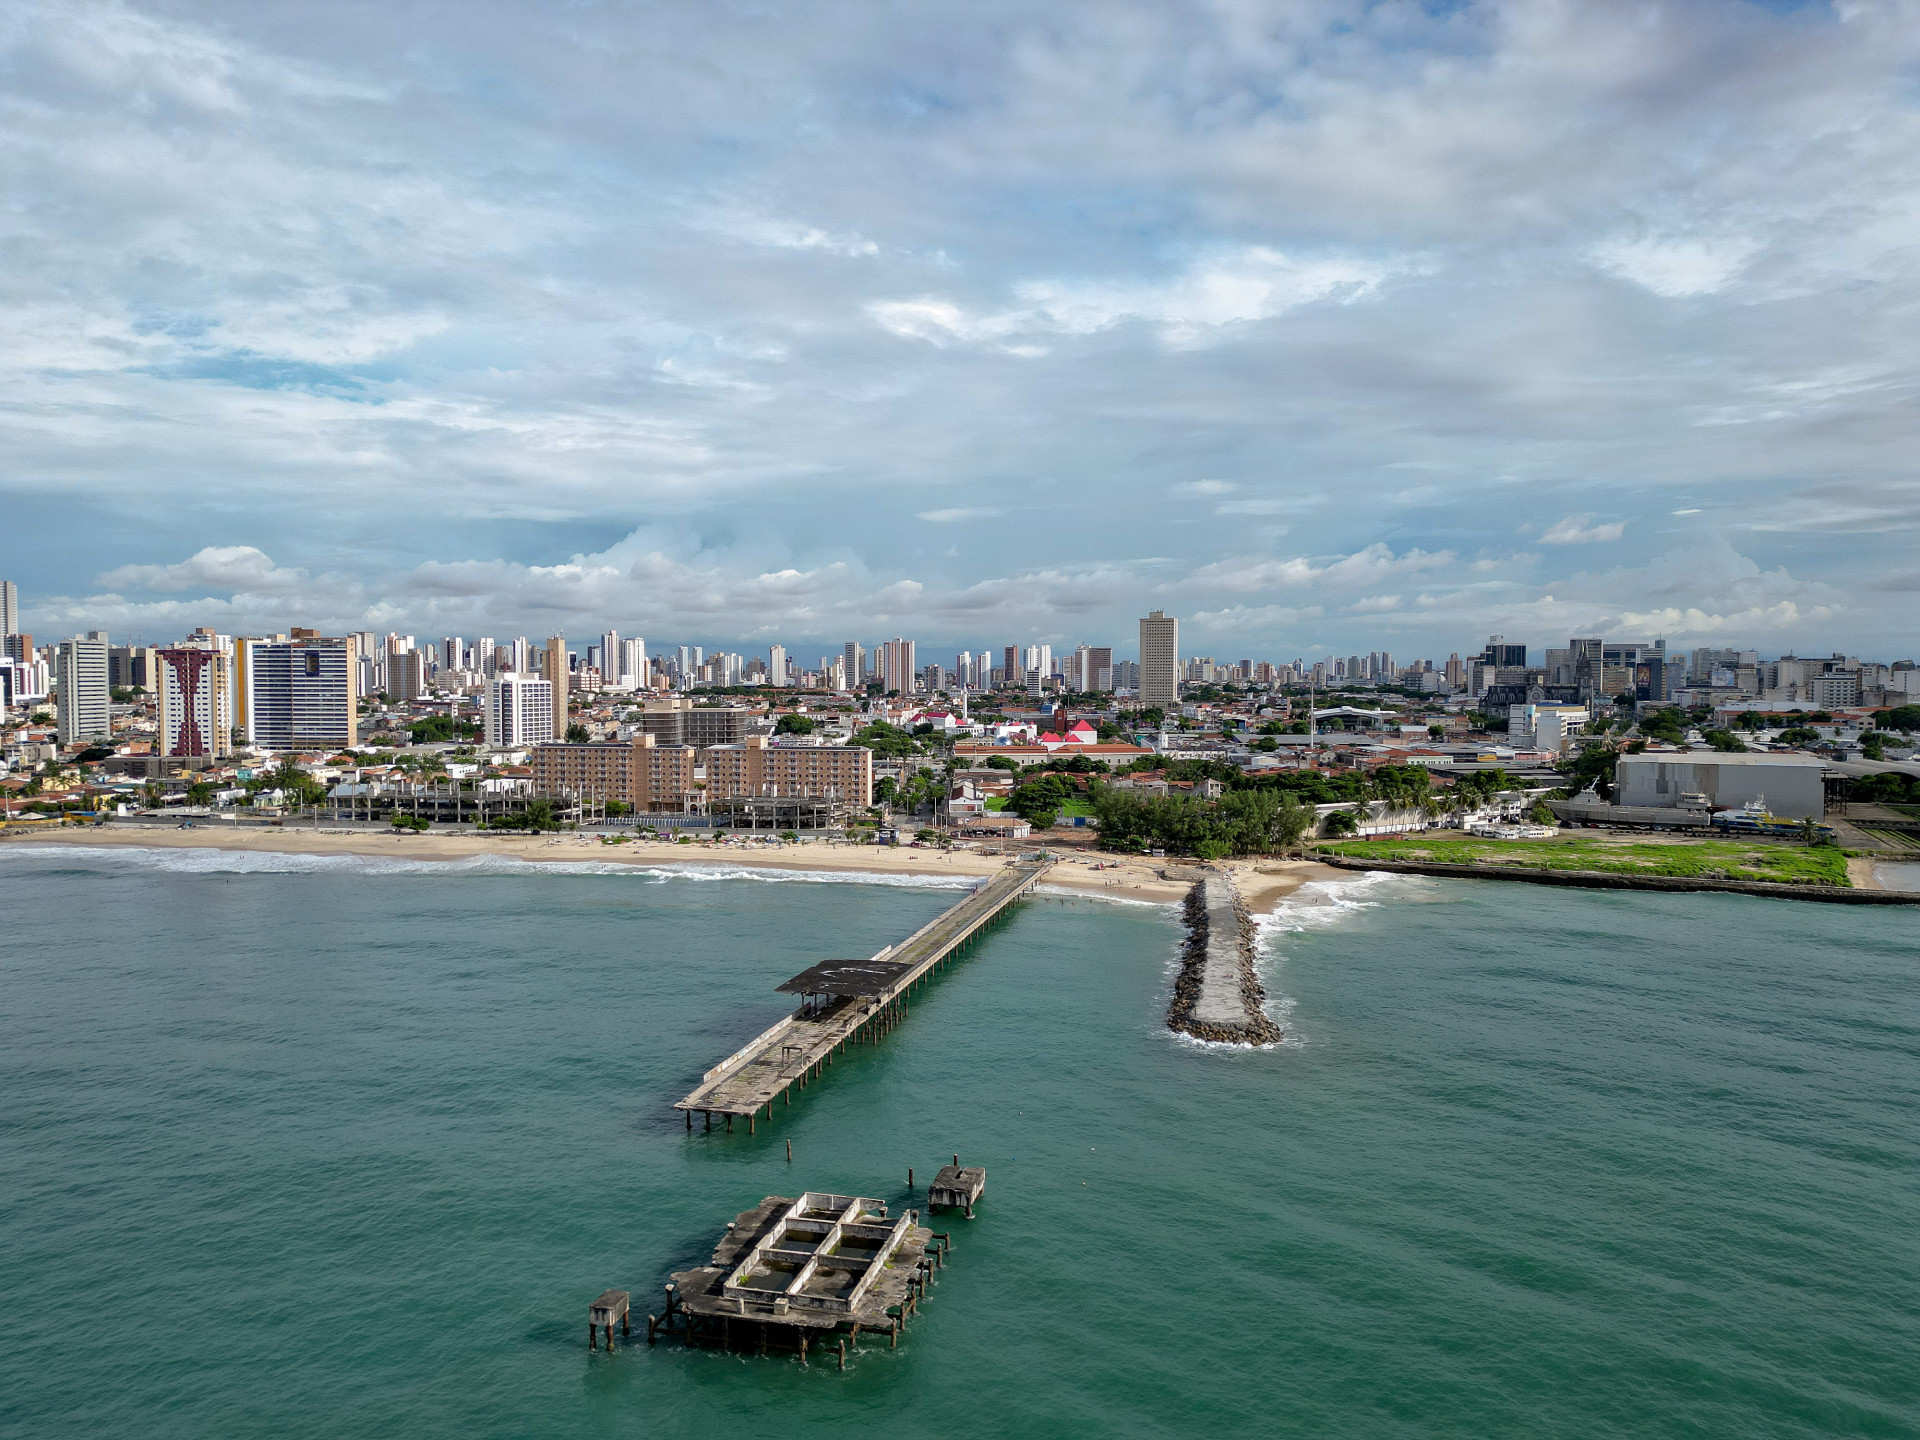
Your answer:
1;846;1915;1438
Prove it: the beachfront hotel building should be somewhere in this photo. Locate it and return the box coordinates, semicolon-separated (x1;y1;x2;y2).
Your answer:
1139;610;1180;708
486;674;555;748
529;735;699;810
243;633;358;751
701;735;873;806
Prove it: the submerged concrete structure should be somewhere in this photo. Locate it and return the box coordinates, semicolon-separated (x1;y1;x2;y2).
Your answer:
1168;872;1282;1045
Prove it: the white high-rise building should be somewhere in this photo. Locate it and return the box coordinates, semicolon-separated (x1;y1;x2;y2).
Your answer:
619;637;647;691
600;631;625;690
55;632;111;744
442;636;463;673
485;674;555;747
769;645;789;687
510;637;531;674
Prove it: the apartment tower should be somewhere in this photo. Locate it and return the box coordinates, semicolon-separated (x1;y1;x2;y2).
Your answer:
1139;610;1180;708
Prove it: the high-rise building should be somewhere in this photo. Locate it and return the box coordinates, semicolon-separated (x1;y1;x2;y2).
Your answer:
544;637;568;736
441;636;464;673
485;674;555;747
600;630;624;689
55;632;111;744
842;642;864;693
1003;646;1020;688
389;649;428;701
156;635;234;758
1481;635;1527;668
1138;610;1179;708
879;639;916;695
615;637;646;691
1070;644;1113;692
108;644;156;691
244;635;358;751
769;645;789;688
0;580;17;636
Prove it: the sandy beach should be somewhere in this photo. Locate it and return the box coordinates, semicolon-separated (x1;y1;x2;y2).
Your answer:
3;823;1340;914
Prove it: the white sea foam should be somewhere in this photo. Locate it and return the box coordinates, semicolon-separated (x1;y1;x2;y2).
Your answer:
0;844;978;890
1231;870;1427;1049
1033;882;1178;910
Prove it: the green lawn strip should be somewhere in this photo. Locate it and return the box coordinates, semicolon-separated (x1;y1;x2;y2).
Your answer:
1320;836;1850;887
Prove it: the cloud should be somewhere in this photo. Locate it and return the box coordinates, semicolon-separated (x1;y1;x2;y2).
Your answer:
1591;237;1759;298
869;247;1398;349
1540;516;1627;545
917;507;1005;523
97;546;306;594
4;0;1918;658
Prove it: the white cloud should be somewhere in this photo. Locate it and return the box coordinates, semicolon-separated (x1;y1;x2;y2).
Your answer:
870;247;1397;349
1540;515;1626;545
97;545;305;593
1591;237;1759;298
1174;479;1237;496
917;507;1005;523
1184;544;1456;592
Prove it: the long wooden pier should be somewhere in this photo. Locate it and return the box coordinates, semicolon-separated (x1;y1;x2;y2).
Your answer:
675;857;1052;1128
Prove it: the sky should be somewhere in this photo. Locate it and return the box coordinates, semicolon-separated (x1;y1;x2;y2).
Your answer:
4;0;1918;664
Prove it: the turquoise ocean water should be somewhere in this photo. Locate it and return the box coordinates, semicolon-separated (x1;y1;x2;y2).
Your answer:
1;846;1915;1438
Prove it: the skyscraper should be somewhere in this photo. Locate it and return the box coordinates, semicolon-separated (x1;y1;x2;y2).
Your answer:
55;632;111;744
156;634;233;758
244;635;358;751
0;580;17;636
442;636;464;673
545;637;568;736
1139;610;1180;708
843;642;864;693
879;639;916;696
620;637;647;692
389;648;427;702
601;630;624;689
769;644;789;687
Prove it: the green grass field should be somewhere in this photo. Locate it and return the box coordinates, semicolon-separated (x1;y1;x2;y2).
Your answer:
1319;834;1851;887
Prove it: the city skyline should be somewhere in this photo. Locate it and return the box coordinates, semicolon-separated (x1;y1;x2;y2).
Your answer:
2;3;1918;656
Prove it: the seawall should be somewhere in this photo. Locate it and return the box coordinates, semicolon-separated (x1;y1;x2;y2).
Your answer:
1316;855;1920;905
1168;872;1283;1045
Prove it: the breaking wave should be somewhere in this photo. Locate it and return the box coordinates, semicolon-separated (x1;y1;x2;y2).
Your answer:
0;844;979;889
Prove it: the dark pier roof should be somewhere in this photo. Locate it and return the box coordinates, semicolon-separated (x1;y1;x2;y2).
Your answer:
777;957;914;997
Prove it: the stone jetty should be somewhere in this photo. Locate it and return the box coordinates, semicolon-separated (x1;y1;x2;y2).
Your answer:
1168;871;1283;1045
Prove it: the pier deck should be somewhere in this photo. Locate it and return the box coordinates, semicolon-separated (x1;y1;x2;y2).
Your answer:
676;858;1052;1123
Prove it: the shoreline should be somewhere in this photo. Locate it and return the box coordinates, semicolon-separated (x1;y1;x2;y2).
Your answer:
1316;853;1920;905
1;823;1341;916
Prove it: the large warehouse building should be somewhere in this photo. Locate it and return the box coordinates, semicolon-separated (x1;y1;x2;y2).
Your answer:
1613;753;1827;820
